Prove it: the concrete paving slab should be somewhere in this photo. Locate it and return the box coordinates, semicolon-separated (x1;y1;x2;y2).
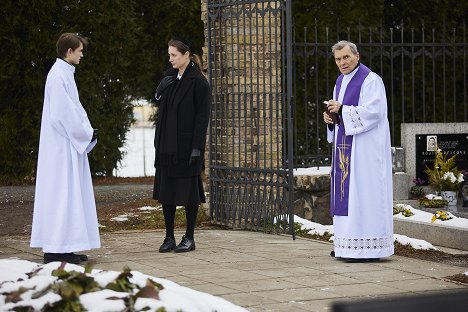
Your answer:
341;268;429;283
376;258;466;278
329;282;406;296
188;269;272;284
281;273;361;288
1;229;467;311
254;286;343;302
379;278;466;292
249;300;322;312
224;278;301;292
249;266;323;278
222;291;283;307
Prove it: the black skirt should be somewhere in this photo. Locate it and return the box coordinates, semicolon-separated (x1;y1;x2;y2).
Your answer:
153;166;206;206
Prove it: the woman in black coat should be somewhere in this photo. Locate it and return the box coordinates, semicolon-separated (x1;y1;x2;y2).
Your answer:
153;37;211;253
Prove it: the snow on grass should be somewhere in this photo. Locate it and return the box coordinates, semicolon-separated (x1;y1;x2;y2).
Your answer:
111;215;130;222
394;234;437;250
0;260;248;312
294;215;333;236
138;206;161;211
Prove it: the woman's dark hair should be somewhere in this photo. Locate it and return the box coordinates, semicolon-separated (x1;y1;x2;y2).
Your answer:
56;33;88;58
168;38;203;70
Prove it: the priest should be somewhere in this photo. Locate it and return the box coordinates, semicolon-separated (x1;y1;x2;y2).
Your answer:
30;33;100;264
323;40;394;262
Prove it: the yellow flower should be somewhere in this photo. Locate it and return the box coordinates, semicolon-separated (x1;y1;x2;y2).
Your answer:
431;210;453;222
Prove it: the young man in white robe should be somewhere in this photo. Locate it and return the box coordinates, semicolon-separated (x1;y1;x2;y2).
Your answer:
30;33;100;264
323;40;394;262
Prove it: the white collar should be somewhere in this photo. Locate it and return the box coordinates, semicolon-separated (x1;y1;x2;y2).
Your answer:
342;64;360;82
56;58;75;73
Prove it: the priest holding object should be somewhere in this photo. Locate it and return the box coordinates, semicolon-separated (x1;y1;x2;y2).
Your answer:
30;33;100;264
323;40;394;262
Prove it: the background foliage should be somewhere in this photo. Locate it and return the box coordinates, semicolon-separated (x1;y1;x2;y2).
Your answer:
0;0;466;183
0;0;203;184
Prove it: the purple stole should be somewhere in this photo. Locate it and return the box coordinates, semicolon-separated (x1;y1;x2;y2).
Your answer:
330;64;371;216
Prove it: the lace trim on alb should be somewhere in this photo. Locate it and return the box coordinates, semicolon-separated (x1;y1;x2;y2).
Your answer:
346;107;363;129
334;236;394;250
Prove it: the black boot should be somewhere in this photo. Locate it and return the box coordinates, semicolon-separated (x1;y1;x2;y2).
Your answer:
159;237;176;252
70;253;88;262
175;235;196;253
43;253;82;264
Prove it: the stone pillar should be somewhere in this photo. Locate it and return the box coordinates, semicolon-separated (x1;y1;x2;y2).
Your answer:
201;1;289;225
201;1;283;170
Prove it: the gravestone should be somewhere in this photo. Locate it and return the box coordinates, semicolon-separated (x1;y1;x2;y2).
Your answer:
415;133;468;184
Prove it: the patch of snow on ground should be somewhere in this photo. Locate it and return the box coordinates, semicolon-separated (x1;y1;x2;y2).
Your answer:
294;215;333;236
394;234;437;250
0;260;248;312
138;206;161;211
111;215;129;222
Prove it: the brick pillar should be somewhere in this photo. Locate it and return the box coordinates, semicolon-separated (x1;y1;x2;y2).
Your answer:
201;1;283;171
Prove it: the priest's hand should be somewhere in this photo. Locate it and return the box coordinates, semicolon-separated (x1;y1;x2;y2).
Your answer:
154;75;176;101
323;111;333;124
188;148;201;166
326;100;342;113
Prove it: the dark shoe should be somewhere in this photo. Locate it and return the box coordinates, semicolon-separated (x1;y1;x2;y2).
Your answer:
330;250;335;257
174;236;195;253
343;258;380;263
159;237;176;253
71;253;88;262
43;253;83;264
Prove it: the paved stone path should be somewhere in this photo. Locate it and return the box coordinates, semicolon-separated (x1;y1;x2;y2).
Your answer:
1;229;467;311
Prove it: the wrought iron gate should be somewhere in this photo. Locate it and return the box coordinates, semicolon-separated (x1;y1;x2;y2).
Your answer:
206;0;294;236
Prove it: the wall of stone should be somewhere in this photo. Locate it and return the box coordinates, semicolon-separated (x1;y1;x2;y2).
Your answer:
293;174;332;225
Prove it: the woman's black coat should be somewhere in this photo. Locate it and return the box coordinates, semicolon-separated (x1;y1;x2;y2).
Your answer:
154;62;211;177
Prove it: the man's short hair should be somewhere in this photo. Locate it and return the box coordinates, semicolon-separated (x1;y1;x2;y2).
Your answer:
332;40;358;56
56;33;88;58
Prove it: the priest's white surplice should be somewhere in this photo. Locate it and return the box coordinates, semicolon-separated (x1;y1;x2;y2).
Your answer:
30;59;100;253
327;65;394;259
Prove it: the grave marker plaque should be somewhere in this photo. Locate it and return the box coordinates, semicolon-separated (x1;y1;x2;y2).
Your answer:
415;134;468;185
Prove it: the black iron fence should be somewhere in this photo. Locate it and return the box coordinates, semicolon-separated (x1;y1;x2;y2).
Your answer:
207;0;295;235
293;21;468;168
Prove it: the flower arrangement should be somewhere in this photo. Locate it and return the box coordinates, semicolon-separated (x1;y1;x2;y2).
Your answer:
424;148;464;192
431;210;453;222
419;194;448;208
409;177;425;198
393;204;415;217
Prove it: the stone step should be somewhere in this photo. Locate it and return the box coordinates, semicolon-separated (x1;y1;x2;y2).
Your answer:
394;218;468;251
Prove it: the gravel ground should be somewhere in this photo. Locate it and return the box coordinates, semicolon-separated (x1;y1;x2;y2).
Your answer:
0;182;154;236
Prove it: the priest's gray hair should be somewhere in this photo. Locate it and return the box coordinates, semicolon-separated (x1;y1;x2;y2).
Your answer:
332;40;359;56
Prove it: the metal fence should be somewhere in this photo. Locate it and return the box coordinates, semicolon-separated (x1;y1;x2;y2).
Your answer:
206;0;295;235
293;21;468;168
